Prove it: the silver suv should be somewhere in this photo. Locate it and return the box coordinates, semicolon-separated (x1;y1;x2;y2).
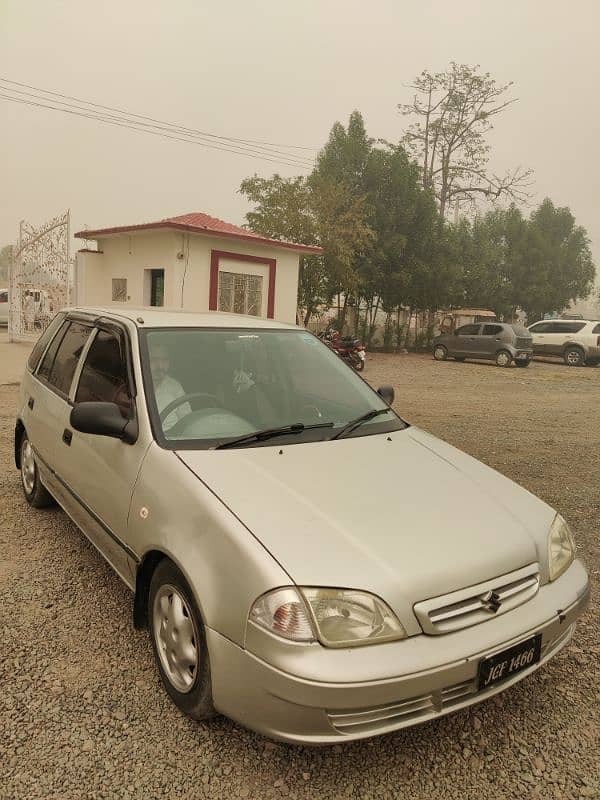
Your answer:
434;323;533;367
528;319;600;367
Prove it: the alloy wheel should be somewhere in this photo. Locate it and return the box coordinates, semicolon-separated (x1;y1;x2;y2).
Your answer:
152;584;199;693
21;439;36;496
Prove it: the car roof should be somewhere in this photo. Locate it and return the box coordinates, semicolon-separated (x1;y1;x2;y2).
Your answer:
64;306;299;330
530;319;597;325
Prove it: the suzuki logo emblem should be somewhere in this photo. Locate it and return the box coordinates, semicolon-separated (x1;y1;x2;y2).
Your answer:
481;590;502;613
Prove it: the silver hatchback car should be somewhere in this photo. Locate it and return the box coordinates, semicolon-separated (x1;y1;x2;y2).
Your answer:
15;308;589;744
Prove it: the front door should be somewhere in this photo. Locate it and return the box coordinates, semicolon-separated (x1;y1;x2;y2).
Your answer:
55;324;150;586
528;321;554;355
453;324;482;358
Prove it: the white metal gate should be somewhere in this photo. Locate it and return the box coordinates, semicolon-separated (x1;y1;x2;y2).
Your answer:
9;210;72;342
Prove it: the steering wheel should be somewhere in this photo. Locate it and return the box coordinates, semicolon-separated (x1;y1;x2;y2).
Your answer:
159;392;218;423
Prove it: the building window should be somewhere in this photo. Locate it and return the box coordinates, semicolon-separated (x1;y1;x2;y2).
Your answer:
218;272;263;316
112;278;128;302
144;269;164;307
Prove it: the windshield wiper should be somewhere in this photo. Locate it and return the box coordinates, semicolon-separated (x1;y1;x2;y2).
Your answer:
214;421;334;450
331;408;391;440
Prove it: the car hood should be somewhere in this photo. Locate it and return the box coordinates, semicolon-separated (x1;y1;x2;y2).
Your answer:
176;427;554;633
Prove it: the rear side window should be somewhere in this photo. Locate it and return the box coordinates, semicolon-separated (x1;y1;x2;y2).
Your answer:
549;322;586;333
592;324;600;334
482;324;503;336
37;321;70;382
76;330;133;417
38;321;92;396
27;312;66;371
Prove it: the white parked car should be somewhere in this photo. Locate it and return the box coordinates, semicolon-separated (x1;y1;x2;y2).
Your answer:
528;319;600;366
0;288;8;326
15;307;590;744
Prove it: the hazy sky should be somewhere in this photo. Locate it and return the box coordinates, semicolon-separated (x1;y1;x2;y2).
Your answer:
1;0;599;285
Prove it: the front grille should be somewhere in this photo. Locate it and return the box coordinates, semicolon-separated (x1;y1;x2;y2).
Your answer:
515;336;532;349
414;564;540;635
328;624;574;736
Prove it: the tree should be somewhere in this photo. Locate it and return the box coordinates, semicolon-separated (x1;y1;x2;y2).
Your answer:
452;210;512;317
238;175;326;324
310;111;375;328
399;63;532;219
0;245;12;284
239;171;373;326
516;199;595;320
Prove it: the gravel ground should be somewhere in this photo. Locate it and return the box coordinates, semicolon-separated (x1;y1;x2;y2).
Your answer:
1;353;598;800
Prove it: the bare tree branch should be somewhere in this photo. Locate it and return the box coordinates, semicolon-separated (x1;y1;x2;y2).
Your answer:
398;63;532;218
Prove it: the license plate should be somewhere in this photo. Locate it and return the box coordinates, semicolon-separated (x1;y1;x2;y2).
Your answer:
478;633;542;691
516;353;529;360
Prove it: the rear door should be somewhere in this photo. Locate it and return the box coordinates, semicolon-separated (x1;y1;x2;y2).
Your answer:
453;324;482;357
546;321;586;355
26;318;93;470
478;324;504;359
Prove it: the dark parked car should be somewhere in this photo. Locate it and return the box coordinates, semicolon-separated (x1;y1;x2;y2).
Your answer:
434;323;533;367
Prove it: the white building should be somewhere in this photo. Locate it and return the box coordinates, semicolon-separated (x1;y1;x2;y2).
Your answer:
75;212;321;324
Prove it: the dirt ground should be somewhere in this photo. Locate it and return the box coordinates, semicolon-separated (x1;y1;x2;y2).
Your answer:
0;352;598;799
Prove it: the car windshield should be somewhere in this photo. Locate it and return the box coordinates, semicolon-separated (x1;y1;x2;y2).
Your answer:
140;328;404;448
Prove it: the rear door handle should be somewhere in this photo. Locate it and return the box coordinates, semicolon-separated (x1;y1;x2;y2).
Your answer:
28;397;34;410
62;429;73;446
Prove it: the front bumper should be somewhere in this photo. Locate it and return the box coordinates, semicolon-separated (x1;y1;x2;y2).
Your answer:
206;560;589;744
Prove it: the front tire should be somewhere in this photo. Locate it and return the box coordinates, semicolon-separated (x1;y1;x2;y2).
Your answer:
20;435;54;508
496;350;512;368
564;347;585;367
149;560;215;721
433;345;448;361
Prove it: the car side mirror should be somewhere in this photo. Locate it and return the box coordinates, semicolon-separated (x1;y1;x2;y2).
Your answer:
70;402;137;444
377;385;394;406
453;329;459;336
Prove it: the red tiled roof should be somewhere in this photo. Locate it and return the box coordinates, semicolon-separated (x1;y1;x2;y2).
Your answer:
74;212;322;255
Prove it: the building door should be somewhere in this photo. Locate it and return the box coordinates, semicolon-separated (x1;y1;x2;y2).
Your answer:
150;269;164;307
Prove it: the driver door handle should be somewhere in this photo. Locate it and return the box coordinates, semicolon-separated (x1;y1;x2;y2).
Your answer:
62;428;72;446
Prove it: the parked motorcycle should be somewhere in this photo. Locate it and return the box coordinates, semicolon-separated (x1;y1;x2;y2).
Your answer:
318;329;367;371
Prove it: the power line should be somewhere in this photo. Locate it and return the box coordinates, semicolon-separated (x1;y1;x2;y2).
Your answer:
0;91;315;169
0;76;319;156
0;81;315;167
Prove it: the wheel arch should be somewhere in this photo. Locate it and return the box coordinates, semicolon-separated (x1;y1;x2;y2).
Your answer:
563;342;585;354
133;547;212;631
14;419;25;469
133;549;168;629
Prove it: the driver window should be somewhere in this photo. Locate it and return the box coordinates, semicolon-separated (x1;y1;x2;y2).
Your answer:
457;324;481;336
76;330;133;418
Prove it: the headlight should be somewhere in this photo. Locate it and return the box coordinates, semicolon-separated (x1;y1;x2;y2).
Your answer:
548;514;575;581
301;588;407;647
249;587;406;647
